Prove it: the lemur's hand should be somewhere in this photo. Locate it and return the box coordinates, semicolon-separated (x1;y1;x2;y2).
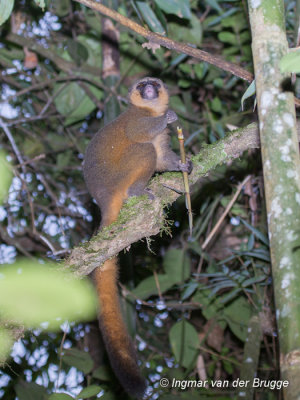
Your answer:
166;110;178;124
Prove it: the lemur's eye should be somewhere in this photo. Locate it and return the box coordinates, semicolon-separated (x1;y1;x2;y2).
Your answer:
136;82;145;90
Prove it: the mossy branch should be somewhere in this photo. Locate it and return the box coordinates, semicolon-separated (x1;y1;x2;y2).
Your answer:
66;121;300;276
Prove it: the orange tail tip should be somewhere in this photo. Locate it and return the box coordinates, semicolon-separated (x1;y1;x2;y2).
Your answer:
95;258;146;398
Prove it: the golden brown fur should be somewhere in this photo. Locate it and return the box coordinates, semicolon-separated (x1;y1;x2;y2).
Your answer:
83;77;192;398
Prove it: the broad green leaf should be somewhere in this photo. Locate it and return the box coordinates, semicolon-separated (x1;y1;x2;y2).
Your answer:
223;296;252;341
218;31;236;45
92;366;112;381
15;381;48;400
169;320;199;368
280;50;300;73
77;35;102;68
85;9;102;34
132;249;190;299
221;12;247;30
49;394;75;400
163;249;190;279
0;261;97;330
76;385;102;399
0;0;14;26
168;14;202;46
63;348;94;374
136;2;165;34
54;81;103;126
211;97;222;113
131;274;176;300
169;95;187;114
155;0;191;19
0;151;12;205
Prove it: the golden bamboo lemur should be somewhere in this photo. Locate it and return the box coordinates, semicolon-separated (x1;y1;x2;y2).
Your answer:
83;77;192;398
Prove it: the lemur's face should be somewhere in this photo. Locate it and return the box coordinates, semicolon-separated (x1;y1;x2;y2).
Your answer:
136;78;162;100
128;77;169;116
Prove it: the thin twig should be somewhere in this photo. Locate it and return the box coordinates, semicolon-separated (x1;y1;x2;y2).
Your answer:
0;118;25;171
202;175;251;250
177;127;193;238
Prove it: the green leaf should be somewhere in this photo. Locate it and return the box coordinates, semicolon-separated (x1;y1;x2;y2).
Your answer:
131;274;174;299
218;31;236;45
76;385;102;399
178;79;191;88
66;39;89;67
136;2;165;34
205;0;222;13
163;249;190;278
169;95;187;114
192;288;226;327
181;282;199;300
211;97;222;113
241;80;256;111
0;261;97;330
15;381;48;400
0;151;12;205
223;296;252;341
54;81;103;126
280;50;300;73
92;366;112;381
63;348;94;374
155;0;191;19
48;0;70;17
247;233;255;251
194;63;208;80
240;219;269;246
132;249;190;299
85;9;102;34
22;138;45;158
0;0;14;26
169;320;199;368
77;35;102;68
57;150;73;170
49;394;75;400
168;14;202;46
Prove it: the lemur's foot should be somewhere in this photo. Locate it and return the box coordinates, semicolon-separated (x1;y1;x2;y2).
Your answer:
179;160;193;174
144;187;155;200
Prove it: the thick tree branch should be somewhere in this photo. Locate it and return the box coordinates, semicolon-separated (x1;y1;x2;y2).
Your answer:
67;121;300;276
